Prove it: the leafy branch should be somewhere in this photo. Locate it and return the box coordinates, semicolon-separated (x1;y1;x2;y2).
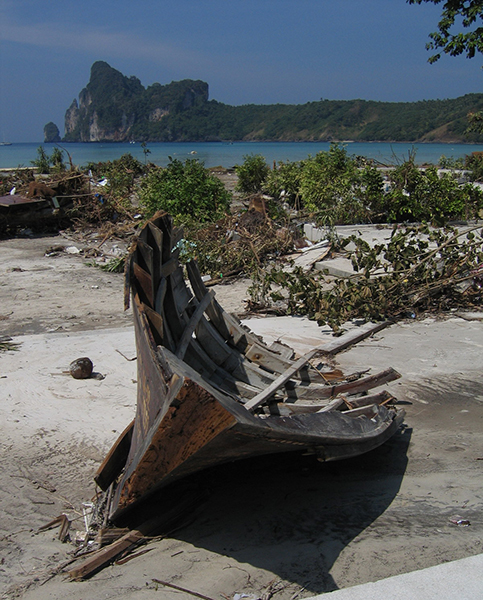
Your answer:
248;225;483;331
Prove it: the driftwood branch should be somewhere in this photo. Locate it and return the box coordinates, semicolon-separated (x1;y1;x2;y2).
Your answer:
152;578;217;600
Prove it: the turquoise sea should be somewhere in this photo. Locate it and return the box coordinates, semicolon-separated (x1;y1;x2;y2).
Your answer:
1;141;483;170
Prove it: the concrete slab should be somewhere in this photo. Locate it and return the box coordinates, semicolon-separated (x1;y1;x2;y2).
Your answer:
242;315;334;355
310;224;394;278
314;255;355;278
305;553;483;600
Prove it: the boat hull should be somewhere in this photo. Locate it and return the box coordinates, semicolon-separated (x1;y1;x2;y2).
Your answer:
95;212;405;523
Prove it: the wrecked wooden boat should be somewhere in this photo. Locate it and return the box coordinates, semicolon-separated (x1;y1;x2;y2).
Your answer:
96;212;405;523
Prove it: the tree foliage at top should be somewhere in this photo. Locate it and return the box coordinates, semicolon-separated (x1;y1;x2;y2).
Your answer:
408;0;483;62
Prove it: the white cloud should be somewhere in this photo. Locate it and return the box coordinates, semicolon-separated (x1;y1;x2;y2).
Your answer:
1;17;200;67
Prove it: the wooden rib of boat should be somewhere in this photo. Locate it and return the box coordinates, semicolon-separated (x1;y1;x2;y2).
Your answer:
96;212;405;523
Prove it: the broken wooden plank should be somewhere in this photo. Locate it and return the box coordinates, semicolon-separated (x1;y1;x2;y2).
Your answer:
176;290;215;359
343;404;379;418
152;578;217;600
269;341;294;361
317;397;345;412
328;367;400;396
95;527;131;547
124;254;132;311
159;256;179;279
38;513;70;541
244;348;320;411
245;341;292;373
136;238;154;277
58;514;71;542
274;402;331;414
133;262;154;307
186;259;260;351
344;390;393;409
318;321;392;355
68;530;144;580
94;420;134;491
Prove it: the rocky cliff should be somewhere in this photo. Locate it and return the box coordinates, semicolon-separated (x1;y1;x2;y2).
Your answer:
64;61;209;142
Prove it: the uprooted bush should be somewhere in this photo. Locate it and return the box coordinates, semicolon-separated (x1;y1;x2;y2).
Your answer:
248;225;483;331
178;209;296;280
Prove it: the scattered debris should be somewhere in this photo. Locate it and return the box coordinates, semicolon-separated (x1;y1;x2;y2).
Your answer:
68;530;145;580
151;578;217;600
449;515;471;527
247;224;483;330
186;211;297;279
38;514;71;542
0;336;20;352
115;349;137;362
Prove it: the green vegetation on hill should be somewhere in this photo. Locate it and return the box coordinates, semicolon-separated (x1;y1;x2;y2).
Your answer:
61;61;483;143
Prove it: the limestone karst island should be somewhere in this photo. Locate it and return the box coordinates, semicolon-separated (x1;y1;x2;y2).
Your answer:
47;61;483;144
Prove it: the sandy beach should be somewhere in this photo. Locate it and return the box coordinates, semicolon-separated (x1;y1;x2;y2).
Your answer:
1;230;482;599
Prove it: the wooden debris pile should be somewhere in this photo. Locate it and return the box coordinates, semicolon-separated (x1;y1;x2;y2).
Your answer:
186;209;298;279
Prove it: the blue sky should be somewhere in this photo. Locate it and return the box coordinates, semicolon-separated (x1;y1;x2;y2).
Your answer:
0;0;481;142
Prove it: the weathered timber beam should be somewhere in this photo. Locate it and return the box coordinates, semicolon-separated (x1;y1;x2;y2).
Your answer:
328;367;400;396
318;321;393;355
68;530;144;580
345;390;392;409
176;290;215;360
317;397;345;412
244;348;319;411
94;420;134;491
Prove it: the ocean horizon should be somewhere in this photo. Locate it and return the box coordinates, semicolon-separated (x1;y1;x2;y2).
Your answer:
2;140;483;170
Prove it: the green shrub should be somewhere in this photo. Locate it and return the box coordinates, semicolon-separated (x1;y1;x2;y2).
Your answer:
50;147;66;173
138;158;231;222
465;152;483;182
31;146;52;174
265;160;305;208
30;146;69;174
438;155;465;170
298;144;380;225
235;154;270;195
85;153;146;210
387;159;483;224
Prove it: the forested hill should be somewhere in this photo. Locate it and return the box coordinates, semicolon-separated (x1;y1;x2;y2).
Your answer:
61;61;483;143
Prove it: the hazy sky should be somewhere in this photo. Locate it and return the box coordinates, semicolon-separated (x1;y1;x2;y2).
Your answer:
1;0;481;142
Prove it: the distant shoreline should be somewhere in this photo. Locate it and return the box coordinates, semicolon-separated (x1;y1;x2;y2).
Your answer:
2;140;483;169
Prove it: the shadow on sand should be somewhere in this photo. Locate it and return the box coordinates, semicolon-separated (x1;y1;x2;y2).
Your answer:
158;425;412;595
